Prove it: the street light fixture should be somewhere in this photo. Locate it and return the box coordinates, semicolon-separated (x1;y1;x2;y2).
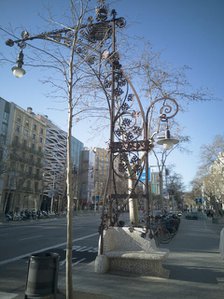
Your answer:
157;126;179;150
143;98;179;228
11;49;26;78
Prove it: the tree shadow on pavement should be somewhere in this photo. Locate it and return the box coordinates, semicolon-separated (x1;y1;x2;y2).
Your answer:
165;264;224;284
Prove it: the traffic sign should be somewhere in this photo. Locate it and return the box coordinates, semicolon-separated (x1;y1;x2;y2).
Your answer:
140;167;151;182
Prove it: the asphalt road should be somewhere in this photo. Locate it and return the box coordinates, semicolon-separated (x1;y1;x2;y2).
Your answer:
0;212;101;294
0;211;224;299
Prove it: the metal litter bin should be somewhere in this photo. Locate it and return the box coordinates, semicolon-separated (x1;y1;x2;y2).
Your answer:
24;252;59;298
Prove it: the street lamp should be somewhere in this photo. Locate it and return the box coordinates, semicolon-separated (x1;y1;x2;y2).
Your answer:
5;0;180;279
11;49;26;78
144;98;179;228
157;125;179;150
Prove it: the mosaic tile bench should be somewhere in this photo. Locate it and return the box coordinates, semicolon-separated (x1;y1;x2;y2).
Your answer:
95;227;169;278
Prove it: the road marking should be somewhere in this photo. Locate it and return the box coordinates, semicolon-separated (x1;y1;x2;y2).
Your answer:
72;245;98;252
72;258;86;266
0;232;98;266
19;235;42;241
59;259;66;267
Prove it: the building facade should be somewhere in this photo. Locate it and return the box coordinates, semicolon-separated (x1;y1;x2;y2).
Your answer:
204;152;224;213
93;147;109;206
0;99;47;214
0;98;84;216
36;115;84;212
36;115;67;212
79;148;95;208
71;136;84;206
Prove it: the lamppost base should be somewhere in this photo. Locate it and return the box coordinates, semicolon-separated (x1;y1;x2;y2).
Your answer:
95;255;109;273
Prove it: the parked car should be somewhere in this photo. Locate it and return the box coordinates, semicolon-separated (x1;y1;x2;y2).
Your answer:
177;211;183;217
185;212;198;220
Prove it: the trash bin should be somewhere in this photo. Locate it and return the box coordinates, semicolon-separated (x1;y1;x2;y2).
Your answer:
24;252;59;299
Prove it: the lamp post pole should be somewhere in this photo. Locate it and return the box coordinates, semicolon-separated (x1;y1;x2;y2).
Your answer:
144;97;179;229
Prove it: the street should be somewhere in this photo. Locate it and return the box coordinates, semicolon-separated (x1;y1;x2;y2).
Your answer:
0;212;101;295
0;212;224;299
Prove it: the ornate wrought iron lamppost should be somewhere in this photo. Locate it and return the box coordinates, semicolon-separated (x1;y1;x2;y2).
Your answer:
5;0;180;278
144;98;179;228
91;8;180;246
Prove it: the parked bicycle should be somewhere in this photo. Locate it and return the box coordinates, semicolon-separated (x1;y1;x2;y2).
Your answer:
148;218;172;246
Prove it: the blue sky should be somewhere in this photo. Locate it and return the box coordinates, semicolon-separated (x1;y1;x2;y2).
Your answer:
1;0;224;190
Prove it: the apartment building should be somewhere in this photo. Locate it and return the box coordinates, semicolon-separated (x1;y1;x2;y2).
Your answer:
36;115;84;212
79;148;129;209
0;98;84;216
79;148;95;208
0;99;46;214
93;147;109;205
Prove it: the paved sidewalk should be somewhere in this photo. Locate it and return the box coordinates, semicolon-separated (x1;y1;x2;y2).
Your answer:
10;214;224;298
55;214;224;299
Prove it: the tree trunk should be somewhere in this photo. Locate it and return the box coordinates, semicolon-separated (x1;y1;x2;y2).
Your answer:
159;170;164;211
66;47;75;299
66;98;73;298
128;178;139;225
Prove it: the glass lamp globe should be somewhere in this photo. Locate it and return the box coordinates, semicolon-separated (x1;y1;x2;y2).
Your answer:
12;66;26;78
161;138;179;150
157;130;179;150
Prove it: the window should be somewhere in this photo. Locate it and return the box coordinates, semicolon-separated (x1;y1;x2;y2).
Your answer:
0;148;3;160
33;124;37;131
0;134;6;145
40;128;44;135
16;116;21;123
40;137;43;144
26;180;31;189
34;182;39;192
28;166;32;175
1;123;7;135
3;112;9;123
24;129;29;138
32;134;36;140
13;136;19;145
15;125;20;134
20;164;24;173
37;157;41;165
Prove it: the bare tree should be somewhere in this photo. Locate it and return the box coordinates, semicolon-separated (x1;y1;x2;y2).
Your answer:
166;170;185;210
192;135;224;215
1;1;119;297
199;134;224;173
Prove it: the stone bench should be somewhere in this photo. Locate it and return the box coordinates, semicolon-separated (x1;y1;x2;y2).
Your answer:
95;227;169;278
